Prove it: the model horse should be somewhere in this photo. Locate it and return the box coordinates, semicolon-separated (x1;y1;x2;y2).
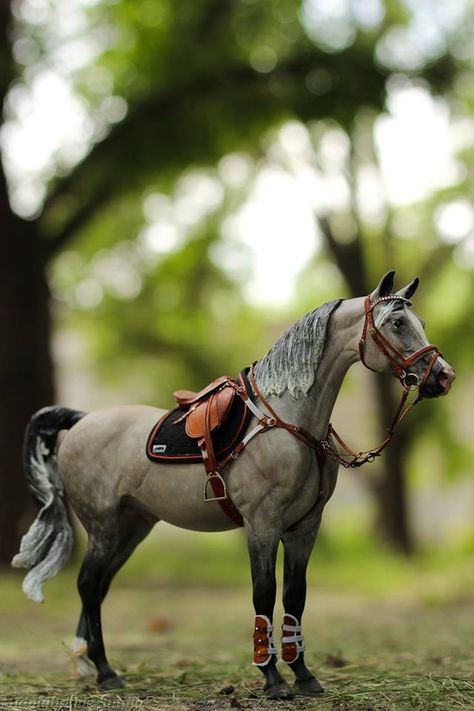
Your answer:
12;271;455;700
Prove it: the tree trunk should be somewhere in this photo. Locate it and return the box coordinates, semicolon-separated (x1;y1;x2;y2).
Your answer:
0;168;55;563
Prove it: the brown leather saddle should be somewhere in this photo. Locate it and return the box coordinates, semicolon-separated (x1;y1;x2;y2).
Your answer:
174;376;236;440
173;376;239;503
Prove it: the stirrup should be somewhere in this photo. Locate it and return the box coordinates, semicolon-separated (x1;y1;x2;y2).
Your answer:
204;471;227;502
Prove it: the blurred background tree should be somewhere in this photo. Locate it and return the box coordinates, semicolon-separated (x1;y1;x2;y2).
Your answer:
1;0;472;563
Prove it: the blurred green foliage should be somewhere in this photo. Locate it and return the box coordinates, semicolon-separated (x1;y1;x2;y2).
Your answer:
7;0;474;541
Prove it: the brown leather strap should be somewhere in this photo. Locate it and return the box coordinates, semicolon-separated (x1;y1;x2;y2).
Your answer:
201;369;327;531
248;368;321;452
248;366;327;531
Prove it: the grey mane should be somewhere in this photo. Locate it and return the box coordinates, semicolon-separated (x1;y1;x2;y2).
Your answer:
253;299;343;399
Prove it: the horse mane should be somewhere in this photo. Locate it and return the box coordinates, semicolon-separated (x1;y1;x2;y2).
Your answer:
253;299;343;400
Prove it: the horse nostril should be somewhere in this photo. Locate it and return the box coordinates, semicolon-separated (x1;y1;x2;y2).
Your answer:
438;368;455;393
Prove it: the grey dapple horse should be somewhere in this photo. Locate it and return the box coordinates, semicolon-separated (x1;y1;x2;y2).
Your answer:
12;271;455;700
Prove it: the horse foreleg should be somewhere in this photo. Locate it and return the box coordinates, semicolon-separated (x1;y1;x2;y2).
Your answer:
281;522;324;696
246;528;293;700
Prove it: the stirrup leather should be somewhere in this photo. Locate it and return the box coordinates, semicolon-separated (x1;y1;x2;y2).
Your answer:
281;614;305;663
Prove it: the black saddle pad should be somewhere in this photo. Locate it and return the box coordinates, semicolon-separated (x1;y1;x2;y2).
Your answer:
146;369;253;464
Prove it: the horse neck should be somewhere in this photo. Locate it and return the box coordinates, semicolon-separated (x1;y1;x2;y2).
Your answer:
263;297;364;439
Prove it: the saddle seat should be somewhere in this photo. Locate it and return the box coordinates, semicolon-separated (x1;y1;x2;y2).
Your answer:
174;378;236;439
174;376;230;407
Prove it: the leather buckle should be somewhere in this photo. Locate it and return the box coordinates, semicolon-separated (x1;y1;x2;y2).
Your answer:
204;471;227;502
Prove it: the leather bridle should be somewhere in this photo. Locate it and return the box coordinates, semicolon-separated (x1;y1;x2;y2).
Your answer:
320;294;442;468
358;295;441;391
248;294;443;471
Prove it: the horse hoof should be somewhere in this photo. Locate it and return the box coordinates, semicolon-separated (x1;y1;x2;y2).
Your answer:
264;681;294;700
293;676;324;696
99;675;125;691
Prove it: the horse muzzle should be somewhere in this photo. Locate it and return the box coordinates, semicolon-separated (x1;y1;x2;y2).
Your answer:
420;359;455;399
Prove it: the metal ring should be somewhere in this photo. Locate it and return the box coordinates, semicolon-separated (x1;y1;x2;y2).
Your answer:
404;372;420;388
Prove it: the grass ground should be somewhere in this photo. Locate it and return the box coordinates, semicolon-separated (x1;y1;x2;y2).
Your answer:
0;527;473;710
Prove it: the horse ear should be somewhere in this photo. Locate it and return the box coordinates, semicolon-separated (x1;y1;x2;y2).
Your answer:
396;277;419;300
370;270;395;301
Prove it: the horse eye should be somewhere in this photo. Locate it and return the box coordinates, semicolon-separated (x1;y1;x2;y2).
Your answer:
392;319;402;330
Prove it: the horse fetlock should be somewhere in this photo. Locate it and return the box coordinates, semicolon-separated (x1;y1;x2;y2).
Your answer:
261;659;294;701
281;614;305;664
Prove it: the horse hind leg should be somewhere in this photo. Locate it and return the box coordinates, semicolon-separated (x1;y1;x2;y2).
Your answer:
74;509;157;689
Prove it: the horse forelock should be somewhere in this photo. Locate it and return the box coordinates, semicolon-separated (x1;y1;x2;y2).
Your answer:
253;299;344;400
373;298;408;329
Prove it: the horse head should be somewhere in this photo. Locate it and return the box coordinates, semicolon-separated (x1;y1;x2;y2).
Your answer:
360;270;455;399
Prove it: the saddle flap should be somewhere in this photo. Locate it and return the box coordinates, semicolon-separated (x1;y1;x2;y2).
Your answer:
185;386;235;439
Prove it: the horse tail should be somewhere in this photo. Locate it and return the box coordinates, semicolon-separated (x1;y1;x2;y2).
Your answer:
11;406;85;603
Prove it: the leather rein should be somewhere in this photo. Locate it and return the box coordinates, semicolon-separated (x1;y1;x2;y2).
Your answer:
248;294;442;470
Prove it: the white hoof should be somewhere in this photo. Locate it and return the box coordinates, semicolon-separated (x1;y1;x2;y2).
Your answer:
70;637;95;678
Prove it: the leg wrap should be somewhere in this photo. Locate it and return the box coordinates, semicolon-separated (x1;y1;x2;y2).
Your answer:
281;614;305;664
253;614;277;666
